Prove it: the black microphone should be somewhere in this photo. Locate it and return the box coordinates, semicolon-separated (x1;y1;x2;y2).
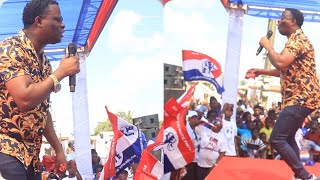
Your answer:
256;30;273;56
68;43;77;92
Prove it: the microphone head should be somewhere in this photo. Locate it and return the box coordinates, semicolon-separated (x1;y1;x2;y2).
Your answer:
68;42;77;55
267;30;273;38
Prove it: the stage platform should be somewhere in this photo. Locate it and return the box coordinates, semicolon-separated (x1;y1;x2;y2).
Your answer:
207;157;320;180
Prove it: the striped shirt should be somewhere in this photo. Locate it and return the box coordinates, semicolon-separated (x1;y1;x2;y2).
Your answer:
242;138;266;158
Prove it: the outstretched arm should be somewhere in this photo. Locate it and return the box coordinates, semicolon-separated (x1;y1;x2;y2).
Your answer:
245;68;280;78
43;112;66;173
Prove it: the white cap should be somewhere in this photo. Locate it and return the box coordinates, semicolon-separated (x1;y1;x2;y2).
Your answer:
187;110;198;118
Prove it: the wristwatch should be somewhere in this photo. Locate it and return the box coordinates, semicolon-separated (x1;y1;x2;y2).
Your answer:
49;74;61;93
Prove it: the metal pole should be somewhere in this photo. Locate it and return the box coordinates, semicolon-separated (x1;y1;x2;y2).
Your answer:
262;19;277;108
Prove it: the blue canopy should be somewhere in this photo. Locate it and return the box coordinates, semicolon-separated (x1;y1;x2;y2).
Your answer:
0;0;115;61
228;0;320;22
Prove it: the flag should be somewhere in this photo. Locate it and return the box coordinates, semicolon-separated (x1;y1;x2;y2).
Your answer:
134;143;164;180
101;106;146;180
182;50;225;94
134;85;197;179
161;98;195;173
176;82;198;107
159;0;171;6
221;0;230;9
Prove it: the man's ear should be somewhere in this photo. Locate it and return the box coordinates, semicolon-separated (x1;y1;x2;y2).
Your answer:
34;16;43;28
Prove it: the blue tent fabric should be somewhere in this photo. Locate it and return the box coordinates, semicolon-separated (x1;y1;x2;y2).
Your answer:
228;0;320;23
0;0;103;61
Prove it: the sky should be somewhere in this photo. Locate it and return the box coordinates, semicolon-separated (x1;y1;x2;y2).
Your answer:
49;0;320;136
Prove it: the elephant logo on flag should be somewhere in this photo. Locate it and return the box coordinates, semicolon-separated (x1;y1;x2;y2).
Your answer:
164;132;177;151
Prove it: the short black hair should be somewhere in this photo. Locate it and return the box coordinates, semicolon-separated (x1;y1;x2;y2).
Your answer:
22;0;59;29
285;8;304;27
207;109;218;118
253;105;262;110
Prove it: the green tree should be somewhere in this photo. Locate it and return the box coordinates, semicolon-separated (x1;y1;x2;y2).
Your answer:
116;111;133;124
94;120;112;134
94;111;133;135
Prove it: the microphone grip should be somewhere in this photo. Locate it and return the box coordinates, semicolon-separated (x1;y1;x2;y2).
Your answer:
256;30;273;56
68;42;77;92
256;46;264;56
69;75;76;92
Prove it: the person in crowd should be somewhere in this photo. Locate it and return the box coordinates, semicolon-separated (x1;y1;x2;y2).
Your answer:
242;128;266;158
195;106;205;121
259;132;268;159
242;111;252;124
238;120;257;156
91;149;101;175
267;109;277;124
253;105;264;121
206;109;218;123
296;128;320;163
209;96;221;116
236;110;245;129
255;120;263;131
66;142;75;155
220;103;238;156
62;160;82;180
305;120;320;145
259;117;274;159
195;119;226;180
116;170;128;180
0;0;80;179
200;93;209;106
259;117;273;141
246;8;320;180
182;110;201;180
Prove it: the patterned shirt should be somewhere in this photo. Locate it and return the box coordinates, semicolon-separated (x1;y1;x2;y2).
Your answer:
280;29;320;109
0;30;52;172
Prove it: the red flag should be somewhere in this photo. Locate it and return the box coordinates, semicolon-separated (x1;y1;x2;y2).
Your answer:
161;98;195;173
134;143;163;180
176;82;198;107
134;82;197;179
160;0;171;6
221;0;230;9
103;108;120;179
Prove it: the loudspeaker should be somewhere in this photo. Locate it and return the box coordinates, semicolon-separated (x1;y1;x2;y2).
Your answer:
141;128;159;142
133;114;159;129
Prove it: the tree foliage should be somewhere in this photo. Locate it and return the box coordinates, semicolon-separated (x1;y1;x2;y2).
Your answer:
94;111;133;135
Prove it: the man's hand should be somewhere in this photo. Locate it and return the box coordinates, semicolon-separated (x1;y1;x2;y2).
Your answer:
259;36;272;50
55;151;67;175
245;68;260;79
54;55;80;81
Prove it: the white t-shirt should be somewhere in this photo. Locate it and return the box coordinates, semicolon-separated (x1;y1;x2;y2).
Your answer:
186;123;200;162
195;125;227;168
221;119;237;156
295;128;303;150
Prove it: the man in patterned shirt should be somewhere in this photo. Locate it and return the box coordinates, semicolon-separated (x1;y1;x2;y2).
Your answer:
246;8;320;180
0;0;80;179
